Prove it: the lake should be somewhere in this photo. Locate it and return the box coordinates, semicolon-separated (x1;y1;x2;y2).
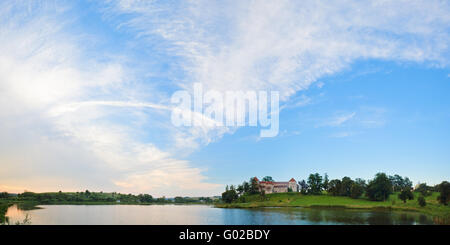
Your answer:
4;204;437;225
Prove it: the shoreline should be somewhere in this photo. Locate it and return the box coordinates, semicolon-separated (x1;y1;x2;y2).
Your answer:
213;192;450;224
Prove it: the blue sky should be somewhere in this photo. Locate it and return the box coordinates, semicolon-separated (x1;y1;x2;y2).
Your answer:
0;0;449;196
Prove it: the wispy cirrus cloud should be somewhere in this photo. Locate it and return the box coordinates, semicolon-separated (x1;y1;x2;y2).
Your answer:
324;112;357;127
0;0;221;196
103;0;450;144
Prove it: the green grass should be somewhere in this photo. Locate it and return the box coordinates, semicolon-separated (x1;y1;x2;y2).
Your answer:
0;200;14;224
216;192;450;224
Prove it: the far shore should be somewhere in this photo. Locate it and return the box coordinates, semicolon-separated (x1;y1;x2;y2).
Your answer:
214;192;450;224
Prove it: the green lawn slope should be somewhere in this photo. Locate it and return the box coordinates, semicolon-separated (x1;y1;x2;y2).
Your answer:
216;192;450;224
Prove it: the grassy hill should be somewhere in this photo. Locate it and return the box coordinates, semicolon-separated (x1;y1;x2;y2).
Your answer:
216;192;450;224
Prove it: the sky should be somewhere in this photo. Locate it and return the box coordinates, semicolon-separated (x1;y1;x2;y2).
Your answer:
0;0;449;197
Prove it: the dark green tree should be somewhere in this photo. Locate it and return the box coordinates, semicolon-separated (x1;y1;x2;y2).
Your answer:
307;173;323;195
366;173;393;201
355;178;366;188
221;190;238;204
139;194;153;203
418;195;426;207
174;196;184;203
298;180;308;194
403;177;413;190
390;174;403;192
323;173;329;190
0;192;9;199
262;176;274;182
327;179;342;196
350;182;364;199
340;177;354;196
437;181;450;205
236;184;244;195
249;177;260;194
398;189;414;203
415;183;431;196
242;181;250;193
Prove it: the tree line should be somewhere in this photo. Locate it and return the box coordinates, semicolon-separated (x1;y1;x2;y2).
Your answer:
0;191;215;204
222;172;450;205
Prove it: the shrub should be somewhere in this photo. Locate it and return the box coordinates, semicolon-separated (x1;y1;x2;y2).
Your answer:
221;190;238;204
437;181;450;205
398;189;414;203
418;196;426;207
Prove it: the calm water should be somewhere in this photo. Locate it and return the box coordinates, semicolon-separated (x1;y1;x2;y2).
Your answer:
4;204;436;225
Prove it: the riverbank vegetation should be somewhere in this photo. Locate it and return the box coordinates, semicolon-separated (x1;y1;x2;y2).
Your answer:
219;173;450;224
0;191;216;205
0;190;218;224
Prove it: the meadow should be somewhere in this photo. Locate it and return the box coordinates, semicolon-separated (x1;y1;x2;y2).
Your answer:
216;191;450;224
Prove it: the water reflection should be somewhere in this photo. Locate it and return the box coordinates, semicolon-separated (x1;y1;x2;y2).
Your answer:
4;205;437;225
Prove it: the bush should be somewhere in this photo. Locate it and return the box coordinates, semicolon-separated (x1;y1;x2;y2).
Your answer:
437;181;450;205
398;189;414;203
221;190;238;204
418;196;426;207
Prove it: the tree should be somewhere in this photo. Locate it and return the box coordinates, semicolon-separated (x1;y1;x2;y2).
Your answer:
350;183;364;199
340;177;354;196
418;195;426;207
403;177;413;190
249;177;260;194
415;183;431;196
327;179;342;196
366;173;393;201
298;180;308;194
0;192;9;199
236;185;244;195
139;194;153;203
437;181;450;205
355;178;366;188
398;189;414;203
390;174;404;192
243;181;250;194
262;176;274;182
221;190;238;204
174;196;185;203
307;173;323;195
323;173;329;190
390;174;413;192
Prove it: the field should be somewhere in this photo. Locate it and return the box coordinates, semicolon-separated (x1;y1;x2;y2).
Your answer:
216;192;450;224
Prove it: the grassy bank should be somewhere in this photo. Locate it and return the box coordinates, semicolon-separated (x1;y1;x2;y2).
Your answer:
0;200;14;224
215;192;450;223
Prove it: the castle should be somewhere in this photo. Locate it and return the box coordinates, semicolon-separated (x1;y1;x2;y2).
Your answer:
255;177;298;194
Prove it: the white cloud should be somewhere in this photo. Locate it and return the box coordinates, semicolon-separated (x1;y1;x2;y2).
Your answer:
105;0;450;144
0;1;222;196
325;112;357;127
330;132;353;138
